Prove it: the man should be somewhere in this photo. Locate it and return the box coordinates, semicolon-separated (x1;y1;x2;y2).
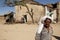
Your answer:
35;16;53;40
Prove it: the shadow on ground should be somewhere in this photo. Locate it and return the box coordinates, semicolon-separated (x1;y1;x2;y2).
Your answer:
53;35;60;40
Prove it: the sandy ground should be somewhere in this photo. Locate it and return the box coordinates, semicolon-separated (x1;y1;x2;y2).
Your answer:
0;23;60;40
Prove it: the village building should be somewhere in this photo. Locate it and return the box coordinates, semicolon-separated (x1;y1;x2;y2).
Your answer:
14;0;45;23
4;0;60;23
0;0;60;24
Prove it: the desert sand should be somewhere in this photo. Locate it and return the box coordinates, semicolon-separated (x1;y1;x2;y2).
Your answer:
0;22;60;40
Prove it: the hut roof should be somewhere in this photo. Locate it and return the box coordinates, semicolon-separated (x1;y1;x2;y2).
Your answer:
23;0;39;4
14;0;44;6
23;0;44;6
45;3;57;11
46;4;53;8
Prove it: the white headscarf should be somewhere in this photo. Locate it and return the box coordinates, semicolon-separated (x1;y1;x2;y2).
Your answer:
37;16;52;34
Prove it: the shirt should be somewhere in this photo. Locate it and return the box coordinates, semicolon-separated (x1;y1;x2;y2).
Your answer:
35;27;53;40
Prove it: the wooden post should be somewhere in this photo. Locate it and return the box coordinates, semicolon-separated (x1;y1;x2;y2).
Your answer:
56;2;60;23
56;8;59;23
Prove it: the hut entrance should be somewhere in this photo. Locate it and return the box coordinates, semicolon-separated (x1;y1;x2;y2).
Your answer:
23;15;27;22
21;15;27;23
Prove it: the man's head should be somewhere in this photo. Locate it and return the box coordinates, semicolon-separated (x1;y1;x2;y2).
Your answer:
44;18;52;27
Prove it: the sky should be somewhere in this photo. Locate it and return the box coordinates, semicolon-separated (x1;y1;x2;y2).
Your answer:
35;0;60;4
0;0;60;15
0;0;15;15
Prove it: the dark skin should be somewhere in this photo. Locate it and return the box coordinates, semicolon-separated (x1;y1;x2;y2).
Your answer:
44;18;52;32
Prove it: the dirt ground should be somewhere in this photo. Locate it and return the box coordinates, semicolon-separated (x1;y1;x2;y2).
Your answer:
0;22;60;40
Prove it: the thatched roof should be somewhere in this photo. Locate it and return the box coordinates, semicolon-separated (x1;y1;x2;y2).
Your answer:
46;4;53;8
45;3;57;11
46;3;57;8
14;0;44;6
23;0;44;6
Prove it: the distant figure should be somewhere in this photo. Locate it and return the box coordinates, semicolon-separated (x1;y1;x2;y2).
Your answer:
21;17;25;23
35;16;53;40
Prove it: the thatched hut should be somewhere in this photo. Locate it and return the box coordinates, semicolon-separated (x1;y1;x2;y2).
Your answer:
14;0;45;23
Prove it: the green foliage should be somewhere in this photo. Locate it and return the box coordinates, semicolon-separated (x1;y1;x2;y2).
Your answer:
14;1;20;5
14;1;26;6
49;13;53;17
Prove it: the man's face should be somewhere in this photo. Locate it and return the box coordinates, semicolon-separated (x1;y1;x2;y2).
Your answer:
44;19;51;27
